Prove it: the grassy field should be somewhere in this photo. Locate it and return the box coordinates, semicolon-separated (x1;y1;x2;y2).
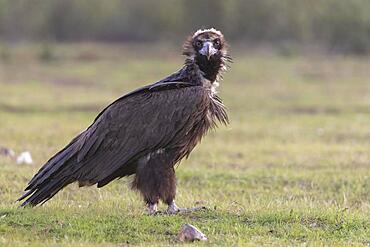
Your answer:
0;43;369;246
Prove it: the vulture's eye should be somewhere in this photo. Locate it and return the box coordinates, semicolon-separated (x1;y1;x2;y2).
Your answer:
195;41;203;49
214;39;221;48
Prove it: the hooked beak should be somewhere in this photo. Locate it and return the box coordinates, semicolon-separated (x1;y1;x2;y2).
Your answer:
199;42;217;60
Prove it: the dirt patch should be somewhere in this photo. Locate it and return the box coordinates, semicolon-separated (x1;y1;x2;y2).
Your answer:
281;106;370;115
282;106;341;115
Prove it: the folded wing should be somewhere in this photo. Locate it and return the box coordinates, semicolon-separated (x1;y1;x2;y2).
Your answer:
19;84;206;206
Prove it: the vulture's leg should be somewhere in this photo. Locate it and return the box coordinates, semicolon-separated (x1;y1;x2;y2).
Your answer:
132;150;176;215
147;203;158;215
133;150;204;215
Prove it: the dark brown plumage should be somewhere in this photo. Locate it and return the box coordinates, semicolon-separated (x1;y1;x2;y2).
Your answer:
18;28;231;214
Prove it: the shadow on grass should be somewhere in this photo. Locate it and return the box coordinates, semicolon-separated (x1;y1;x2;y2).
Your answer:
279;105;370;115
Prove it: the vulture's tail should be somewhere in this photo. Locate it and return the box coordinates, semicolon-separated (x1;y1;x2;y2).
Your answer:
18;134;82;207
18;176;74;207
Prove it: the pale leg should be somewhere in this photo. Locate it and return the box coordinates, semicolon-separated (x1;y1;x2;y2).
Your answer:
147;203;158;215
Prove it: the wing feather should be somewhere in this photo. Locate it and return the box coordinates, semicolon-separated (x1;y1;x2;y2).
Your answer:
19;83;208;206
50;85;206;186
74;86;205;184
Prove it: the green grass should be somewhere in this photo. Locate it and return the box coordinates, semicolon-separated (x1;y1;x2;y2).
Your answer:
0;43;369;246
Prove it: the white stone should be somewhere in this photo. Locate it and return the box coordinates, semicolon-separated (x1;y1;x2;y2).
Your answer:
16;151;33;165
178;224;207;242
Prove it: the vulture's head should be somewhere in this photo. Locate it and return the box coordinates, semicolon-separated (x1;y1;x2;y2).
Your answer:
183;28;231;82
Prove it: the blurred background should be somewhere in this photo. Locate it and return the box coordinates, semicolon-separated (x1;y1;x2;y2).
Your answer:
1;0;370;54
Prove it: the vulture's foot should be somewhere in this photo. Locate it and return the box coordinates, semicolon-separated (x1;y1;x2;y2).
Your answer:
147;203;158;215
166;201;206;214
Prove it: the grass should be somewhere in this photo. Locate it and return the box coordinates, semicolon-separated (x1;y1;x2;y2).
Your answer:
0;43;369;246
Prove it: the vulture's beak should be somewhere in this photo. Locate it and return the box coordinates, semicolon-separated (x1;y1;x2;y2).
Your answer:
200;41;217;60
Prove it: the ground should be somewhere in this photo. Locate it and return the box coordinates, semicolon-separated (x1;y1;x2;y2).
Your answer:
0;43;369;246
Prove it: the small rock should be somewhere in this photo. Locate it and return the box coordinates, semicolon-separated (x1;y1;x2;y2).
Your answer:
178;224;207;242
0;146;15;157
16;151;33;165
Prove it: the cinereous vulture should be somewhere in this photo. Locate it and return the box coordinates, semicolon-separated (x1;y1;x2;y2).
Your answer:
18;28;231;214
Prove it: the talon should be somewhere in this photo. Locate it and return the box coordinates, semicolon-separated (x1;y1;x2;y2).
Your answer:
166;201;207;214
147;203;158;215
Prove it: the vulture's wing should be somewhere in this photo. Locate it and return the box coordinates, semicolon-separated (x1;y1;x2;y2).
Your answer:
19;83;207;206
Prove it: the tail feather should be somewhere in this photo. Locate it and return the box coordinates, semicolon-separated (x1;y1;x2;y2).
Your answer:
25;134;82;191
17;189;34;202
19;176;73;207
18;135;83;207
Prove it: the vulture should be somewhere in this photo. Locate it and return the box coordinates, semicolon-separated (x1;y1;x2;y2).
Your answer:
18;28;231;214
